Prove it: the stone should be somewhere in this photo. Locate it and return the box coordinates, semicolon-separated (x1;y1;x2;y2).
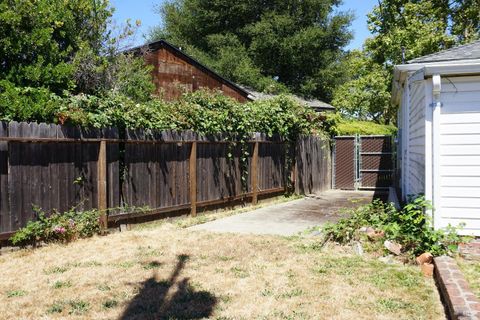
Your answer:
309;230;322;237
416;252;433;265
384;240;402;255
359;226;375;233
367;230;385;240
353;241;364;256
421;263;434;277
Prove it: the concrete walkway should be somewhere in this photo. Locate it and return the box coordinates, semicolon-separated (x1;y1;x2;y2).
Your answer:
189;190;379;236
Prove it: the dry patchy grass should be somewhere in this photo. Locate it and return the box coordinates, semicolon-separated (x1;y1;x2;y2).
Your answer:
457;258;480;298
0;223;444;319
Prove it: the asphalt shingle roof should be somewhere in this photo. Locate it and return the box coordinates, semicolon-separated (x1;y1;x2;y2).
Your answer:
408;40;480;64
244;88;335;112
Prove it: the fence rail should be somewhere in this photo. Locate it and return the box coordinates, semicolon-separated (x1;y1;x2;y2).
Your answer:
0;121;331;240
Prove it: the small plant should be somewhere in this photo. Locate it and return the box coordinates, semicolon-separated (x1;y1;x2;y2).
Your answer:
47;301;65;314
6;290;26;298
103;299;119;309
52;280;72;289
68;300;90;315
10;207;101;246
231;266;249;278
44;266;69;275
322;196;465;259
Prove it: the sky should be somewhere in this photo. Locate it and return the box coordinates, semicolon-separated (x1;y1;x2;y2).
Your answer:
111;0;377;50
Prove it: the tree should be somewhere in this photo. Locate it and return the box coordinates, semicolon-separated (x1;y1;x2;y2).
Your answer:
0;0;112;93
451;0;480;43
332;51;391;122
150;0;353;100
333;0;480;124
365;0;454;66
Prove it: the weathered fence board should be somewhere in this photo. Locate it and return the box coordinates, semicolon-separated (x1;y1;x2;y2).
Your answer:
0;120;332;239
295;135;331;194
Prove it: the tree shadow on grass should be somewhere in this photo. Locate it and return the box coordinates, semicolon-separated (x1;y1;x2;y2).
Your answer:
120;254;217;320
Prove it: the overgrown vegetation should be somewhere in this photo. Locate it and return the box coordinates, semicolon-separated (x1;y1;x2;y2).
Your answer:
322;196;464;260
1;87;322;140
10;207;101;247
322;113;397;136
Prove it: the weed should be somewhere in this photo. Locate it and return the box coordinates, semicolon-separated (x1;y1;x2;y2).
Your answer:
103;299;119;309
277;288;304;299
217;255;234;262
230;266;249;278
376;298;412;312
47;301;64;314
52;280;72;289
68;300;89;315
97;283;112;291
44;266;69;275
6;290;26;298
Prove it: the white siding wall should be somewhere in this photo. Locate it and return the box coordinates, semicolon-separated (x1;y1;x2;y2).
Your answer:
406;79;426;196
436;76;480;235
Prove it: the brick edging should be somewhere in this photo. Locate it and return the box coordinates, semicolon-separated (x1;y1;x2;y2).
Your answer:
434;256;480;319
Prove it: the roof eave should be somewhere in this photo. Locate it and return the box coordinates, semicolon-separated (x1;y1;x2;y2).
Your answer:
392;59;480;105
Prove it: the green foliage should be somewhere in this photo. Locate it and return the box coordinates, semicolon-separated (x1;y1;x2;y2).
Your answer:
0;0;112;93
0;88;322;139
0;80;62;123
6;290;26;298
332;51;393;123
151;0;353;100
10;207;101;247
366;0;455;66
322;113;397;136
322;196;464;259
335;0;480;124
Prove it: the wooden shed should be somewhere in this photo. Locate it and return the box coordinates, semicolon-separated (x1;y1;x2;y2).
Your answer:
129;40;250;102
393;40;480;236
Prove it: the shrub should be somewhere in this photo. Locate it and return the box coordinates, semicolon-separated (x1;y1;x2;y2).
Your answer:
10;207;101;247
322;196;464;259
322;112;397;136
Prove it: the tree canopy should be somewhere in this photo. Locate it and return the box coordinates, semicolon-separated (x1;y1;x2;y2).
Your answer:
0;0;112;93
150;0;353;100
331;0;480;124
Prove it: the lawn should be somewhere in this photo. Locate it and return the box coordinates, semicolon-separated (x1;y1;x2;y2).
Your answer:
1;219;445;319
457;258;480;299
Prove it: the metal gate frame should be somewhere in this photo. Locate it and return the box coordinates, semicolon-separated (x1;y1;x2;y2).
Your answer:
333;135;395;190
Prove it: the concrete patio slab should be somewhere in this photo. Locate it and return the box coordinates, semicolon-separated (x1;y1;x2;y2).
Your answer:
189;190;380;236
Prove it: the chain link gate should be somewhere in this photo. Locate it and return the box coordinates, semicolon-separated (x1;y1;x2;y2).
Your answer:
333;135;395;190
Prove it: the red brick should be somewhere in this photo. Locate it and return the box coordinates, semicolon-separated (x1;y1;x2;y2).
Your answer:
470;303;480;311
450;296;467;306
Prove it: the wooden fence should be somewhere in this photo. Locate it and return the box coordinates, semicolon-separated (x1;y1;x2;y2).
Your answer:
295;135;331;194
0;121;330;240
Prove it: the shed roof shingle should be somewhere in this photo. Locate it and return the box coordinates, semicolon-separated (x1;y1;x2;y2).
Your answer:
408;40;480;64
244;88;335;112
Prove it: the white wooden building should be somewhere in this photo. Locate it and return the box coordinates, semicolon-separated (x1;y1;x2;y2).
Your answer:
393;40;480;236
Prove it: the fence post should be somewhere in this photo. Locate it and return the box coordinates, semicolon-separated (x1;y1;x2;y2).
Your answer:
97;139;108;233
190;141;197;216
251;141;259;204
